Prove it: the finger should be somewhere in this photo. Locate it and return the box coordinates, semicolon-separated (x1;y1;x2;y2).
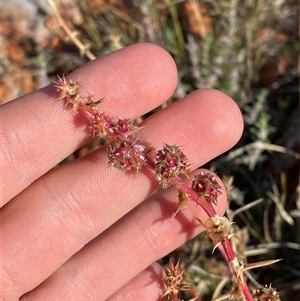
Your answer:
2;89;243;299
1;43;177;205
106;262;165;301
22;170;227;301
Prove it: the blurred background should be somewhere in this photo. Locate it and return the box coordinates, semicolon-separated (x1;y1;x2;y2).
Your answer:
1;0;299;300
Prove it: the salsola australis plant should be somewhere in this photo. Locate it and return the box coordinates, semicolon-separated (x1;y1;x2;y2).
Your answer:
55;75;281;301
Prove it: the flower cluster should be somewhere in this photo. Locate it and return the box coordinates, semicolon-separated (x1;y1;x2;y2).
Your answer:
191;172;222;205
107;139;146;170
90;115;139;141
253;285;281;301
155;144;189;188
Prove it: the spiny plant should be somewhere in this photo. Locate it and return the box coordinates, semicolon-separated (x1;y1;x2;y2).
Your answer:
54;75;281;301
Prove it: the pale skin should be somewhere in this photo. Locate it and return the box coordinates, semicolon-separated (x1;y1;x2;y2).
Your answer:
1;43;244;300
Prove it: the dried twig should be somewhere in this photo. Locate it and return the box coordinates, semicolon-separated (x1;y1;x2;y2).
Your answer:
47;0;96;61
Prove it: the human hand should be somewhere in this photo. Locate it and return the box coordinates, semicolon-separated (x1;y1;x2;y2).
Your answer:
1;43;243;301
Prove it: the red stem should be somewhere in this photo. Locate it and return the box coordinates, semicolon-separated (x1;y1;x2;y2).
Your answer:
242;282;255;301
171;178;216;217
222;236;235;262
132;144;254;301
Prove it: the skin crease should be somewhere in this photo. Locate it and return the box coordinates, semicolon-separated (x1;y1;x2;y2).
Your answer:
0;43;244;301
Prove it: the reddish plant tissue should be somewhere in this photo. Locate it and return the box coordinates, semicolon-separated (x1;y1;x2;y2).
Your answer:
54;76;281;301
192;172;222;205
155;144;189;188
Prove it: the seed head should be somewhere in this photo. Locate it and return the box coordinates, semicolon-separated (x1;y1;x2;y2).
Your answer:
204;215;231;246
163;260;193;300
54;75;82;109
54;75;104;111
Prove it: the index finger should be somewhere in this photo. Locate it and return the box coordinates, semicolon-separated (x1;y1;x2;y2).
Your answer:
0;43;178;205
